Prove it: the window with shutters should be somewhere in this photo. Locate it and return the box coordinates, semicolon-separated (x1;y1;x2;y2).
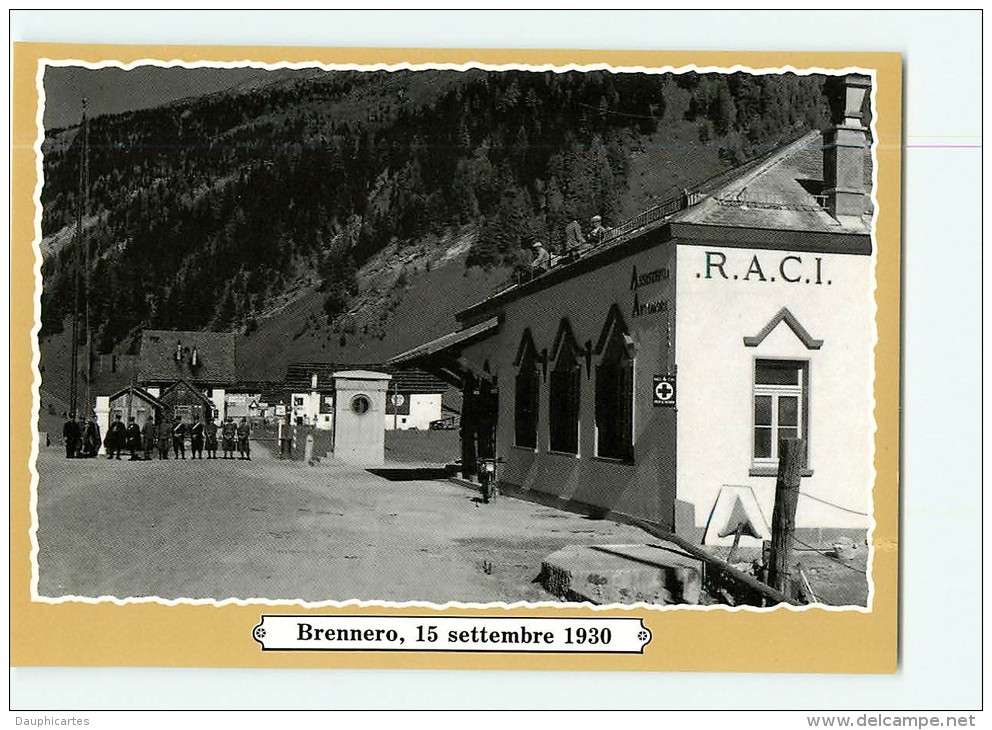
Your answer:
753;359;809;467
595;326;634;462
549;335;581;455
514;334;540;449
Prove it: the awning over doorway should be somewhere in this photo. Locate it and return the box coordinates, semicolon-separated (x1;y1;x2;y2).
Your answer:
387;316;500;387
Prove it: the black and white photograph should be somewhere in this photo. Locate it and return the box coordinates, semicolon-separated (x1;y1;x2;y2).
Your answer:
34;60;877;610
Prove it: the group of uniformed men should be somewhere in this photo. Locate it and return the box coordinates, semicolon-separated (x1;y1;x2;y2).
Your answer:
63;412;252;462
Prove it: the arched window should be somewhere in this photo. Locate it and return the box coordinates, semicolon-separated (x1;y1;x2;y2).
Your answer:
595;306;635;462
513;331;540;449
549;320;581;454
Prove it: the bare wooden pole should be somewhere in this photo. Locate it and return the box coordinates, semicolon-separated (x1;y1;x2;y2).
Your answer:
768;437;804;594
82;101;92;418
392;379;398;431
628;518;800;607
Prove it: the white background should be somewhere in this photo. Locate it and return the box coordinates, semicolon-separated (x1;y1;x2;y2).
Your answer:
8;9;983;711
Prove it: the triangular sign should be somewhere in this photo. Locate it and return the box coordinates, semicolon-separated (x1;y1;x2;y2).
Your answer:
702;485;772;547
717;496;762;539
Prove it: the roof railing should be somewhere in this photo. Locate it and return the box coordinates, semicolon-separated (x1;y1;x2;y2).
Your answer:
712;191;829;213
496;188;703;293
489;132;821;297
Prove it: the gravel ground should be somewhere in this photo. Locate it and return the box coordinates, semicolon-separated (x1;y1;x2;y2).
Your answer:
34;444;650;605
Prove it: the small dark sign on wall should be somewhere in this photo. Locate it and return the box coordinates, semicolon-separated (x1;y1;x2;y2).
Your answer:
653;375;676;408
385;392;411;416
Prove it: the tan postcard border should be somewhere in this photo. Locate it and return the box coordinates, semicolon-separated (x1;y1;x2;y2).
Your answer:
10;42;901;673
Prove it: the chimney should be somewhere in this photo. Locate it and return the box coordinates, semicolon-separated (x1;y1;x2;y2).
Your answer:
823;73;871;227
311;372;318;390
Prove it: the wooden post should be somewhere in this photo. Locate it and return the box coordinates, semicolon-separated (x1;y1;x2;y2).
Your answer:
726;523;745;565
768;437;804;595
304;432;314;466
392;380;399;432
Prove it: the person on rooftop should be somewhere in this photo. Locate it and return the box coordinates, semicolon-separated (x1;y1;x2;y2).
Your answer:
589;214;610;245
563;218;586;257
530;241;551;273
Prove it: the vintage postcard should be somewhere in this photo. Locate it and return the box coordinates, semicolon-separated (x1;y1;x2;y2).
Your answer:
10;43;901;672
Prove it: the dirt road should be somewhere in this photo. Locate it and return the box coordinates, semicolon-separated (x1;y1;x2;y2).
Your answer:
34;445;651;605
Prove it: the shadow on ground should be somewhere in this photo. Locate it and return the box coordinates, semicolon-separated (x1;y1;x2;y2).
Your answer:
366;466;459;482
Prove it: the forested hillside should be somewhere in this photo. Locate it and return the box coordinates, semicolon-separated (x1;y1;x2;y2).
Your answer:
40;68;831;361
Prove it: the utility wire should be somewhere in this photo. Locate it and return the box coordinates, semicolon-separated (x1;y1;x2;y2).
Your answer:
798;490;870;517
574;100;662;121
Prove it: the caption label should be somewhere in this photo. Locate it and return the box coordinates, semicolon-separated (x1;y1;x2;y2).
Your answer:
253;615;651;654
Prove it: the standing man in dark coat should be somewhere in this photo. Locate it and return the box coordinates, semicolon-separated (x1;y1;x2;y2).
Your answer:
172;418;188;459
82;414;101;458
190;418;205;460
204;416;219;459
237;418;252;461
62;413;81;459
141;416;157;461
106;414;127;460
221;417;237;460
125;416;142;460
157;415;172;460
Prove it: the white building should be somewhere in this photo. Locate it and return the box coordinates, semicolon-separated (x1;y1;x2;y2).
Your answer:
393;74;876;546
279;362;448;431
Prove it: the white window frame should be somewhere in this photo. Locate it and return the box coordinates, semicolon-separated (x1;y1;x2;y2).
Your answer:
752;359;808;469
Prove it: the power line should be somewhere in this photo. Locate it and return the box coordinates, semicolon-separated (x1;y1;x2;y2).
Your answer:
574;100;662;121
797;490;870;517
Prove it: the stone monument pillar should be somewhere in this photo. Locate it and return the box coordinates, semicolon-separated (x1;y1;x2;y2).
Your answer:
94;395;110;456
331;370;391;466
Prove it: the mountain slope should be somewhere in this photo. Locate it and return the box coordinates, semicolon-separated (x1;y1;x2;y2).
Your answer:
39;67;832;394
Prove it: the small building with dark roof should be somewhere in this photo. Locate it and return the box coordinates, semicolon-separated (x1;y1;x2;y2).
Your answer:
106;385;165;431
134;330;236;426
158;378;217;427
93;330;238;450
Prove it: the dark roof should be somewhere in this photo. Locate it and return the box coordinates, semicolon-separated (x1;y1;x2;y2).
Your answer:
259;383;293;404
284;362;449;394
226;380;272;394
387;317;500;367
139;330;236;385
159;378;215;407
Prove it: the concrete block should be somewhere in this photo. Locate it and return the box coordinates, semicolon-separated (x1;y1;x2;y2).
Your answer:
540;542;703;606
